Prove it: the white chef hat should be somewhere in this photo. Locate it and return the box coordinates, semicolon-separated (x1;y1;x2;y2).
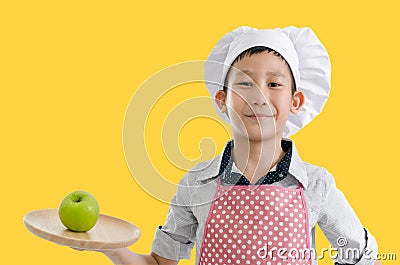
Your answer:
204;26;331;137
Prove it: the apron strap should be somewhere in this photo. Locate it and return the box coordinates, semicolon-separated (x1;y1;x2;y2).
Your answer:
297;181;304;189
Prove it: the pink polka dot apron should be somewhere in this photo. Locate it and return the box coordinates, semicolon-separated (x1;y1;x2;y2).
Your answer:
198;177;311;265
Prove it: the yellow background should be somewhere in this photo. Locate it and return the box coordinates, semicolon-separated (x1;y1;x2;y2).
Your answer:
1;0;398;264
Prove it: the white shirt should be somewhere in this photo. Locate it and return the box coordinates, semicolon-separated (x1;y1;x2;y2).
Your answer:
151;138;378;265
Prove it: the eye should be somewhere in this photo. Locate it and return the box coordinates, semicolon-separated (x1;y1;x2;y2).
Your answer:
237;82;253;87
268;82;281;88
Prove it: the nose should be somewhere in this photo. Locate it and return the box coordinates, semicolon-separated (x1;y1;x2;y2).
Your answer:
251;97;267;106
249;89;268;106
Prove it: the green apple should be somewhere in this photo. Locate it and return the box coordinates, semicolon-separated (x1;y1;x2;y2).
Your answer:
58;190;99;232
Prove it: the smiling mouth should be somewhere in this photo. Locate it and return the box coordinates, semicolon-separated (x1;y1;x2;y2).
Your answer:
245;115;274;120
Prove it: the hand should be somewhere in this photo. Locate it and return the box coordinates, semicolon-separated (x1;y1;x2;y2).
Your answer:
69;246;103;252
70;247;85;251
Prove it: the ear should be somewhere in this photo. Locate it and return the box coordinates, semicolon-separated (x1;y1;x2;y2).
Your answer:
215;90;228;113
290;90;305;114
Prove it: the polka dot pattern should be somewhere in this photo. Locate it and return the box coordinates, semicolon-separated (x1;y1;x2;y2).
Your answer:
219;139;293;186
198;185;311;265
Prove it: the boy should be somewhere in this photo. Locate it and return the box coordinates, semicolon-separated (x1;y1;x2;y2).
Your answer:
97;26;381;265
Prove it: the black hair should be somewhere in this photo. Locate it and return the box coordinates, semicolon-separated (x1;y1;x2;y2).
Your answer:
223;46;296;95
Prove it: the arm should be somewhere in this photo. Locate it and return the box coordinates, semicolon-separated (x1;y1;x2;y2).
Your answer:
100;248;178;265
318;169;379;265
101;173;197;264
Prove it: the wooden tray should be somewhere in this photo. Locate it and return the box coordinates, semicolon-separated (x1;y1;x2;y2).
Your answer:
24;209;140;250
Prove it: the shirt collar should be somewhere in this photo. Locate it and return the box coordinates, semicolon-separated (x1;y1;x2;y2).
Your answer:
194;138;309;189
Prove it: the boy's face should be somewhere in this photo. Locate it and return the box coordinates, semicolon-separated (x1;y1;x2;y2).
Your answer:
215;51;304;141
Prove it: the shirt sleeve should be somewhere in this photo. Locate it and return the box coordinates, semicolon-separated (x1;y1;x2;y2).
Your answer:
317;169;379;265
151;173;198;261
